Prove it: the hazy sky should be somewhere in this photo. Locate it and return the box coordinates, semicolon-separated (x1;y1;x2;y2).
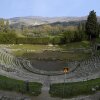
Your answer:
0;0;100;18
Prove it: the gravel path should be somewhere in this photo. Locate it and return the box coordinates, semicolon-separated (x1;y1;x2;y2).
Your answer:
0;74;100;100
0;90;100;100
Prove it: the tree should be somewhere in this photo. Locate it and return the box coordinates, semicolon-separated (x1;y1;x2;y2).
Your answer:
4;20;10;33
85;10;98;40
0;19;5;32
97;24;100;37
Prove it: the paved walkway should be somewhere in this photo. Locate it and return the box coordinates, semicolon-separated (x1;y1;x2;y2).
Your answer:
31;75;60;100
31;87;60;100
0;90;100;100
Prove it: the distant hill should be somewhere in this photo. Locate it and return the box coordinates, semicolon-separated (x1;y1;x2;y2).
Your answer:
6;16;100;29
48;20;86;26
9;16;87;25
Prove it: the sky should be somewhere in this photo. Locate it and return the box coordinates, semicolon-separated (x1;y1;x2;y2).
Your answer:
0;0;100;18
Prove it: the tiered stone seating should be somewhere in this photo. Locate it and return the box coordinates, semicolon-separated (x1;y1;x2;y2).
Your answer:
0;48;100;84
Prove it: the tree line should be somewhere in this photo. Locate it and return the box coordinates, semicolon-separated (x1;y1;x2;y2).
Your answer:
0;10;100;44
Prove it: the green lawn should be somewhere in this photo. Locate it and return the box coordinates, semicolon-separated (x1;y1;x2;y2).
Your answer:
96;38;100;43
0;75;42;96
8;44;50;56
49;78;100;98
22;51;91;61
59;41;90;50
8;41;90;52
7;44;60;56
9;44;49;50
7;42;91;61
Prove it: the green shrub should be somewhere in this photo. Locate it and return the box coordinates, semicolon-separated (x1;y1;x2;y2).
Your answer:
16;37;50;44
0;75;42;96
50;78;100;98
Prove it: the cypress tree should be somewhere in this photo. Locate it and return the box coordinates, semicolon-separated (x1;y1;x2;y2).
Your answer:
85;10;98;40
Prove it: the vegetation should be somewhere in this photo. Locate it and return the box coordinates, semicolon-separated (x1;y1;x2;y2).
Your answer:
0;10;100;98
0;33;17;44
0;10;100;45
49;78;100;98
22;50;91;61
60;30;86;44
16;37;50;44
86;10;99;40
8;43;91;61
0;75;42;96
9;44;51;56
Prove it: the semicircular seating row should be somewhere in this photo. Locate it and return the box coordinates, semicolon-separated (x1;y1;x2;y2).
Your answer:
0;48;100;83
0;49;49;83
51;55;100;83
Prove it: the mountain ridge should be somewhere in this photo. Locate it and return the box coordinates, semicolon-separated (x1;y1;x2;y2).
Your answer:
9;16;88;26
3;16;99;29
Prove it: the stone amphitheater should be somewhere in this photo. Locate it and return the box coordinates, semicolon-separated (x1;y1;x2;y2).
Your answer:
0;48;100;84
0;48;100;100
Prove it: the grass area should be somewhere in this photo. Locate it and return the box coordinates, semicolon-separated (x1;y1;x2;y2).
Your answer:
49;78;100;98
9;44;49;50
23;51;91;61
8;44;59;56
7;42;91;61
59;41;90;50
96;38;100;43
8;44;50;56
16;32;26;38
9;41;90;52
0;75;42;96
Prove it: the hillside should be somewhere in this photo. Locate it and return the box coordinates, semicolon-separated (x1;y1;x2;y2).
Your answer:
7;16;100;29
9;16;87;26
